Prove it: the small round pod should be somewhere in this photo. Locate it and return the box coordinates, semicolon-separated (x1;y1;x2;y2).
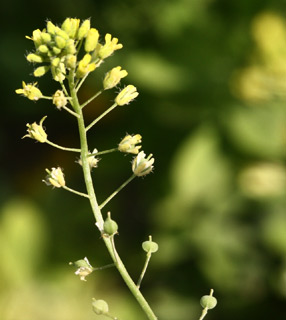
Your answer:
92;299;109;315
103;212;118;236
142;236;159;253
200;295;217;309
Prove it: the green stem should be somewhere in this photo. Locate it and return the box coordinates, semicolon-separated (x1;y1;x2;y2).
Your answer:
137;253;152;289
62;185;89;198
46;139;81;152
81;89;103;109
99;174;136;210
62;105;80;118
67;70;157;320
85;102;118;132
89;148;118;157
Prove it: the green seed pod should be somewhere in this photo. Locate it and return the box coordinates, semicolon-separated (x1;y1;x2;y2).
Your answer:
142;239;159;253
103;212;118;235
200;295;217;309
92;299;109;315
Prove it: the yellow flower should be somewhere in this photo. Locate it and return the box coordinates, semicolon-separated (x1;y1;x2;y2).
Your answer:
115;85;139;106
15;81;43;101
23;116;47;143
118;134;142;154
98;33;123;59
132;151;154;177
44;167;66;188
103;66;128;90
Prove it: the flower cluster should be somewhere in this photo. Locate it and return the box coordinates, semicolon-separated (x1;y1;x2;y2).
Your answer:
24;18;123;82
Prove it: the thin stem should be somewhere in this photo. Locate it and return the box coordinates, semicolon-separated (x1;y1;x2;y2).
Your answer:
46;139;81;152
85;102;118;132
94;263;115;271
199;308;208;320
60;81;69;96
89;148;118;157
81;89;103;109
76;72;90;92
67;70;158;320
62;105;80;118
99;174;136;210
137;253;152;289
63;185;90;198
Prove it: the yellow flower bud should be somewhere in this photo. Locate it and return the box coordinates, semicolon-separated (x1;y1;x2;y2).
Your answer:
115;85;139;106
65;39;76;54
41;32;52;44
84;28;99;52
46;21;56;35
118;134;142;154
78;19;90;40
44;167;66;188
65;54;77;69
61;18;80;39
34;65;50;77
76;54;95;78
55;35;66;49
132;151;154;177
22;116;47;143
26;53;43;63
98;33;123;59
103;66;128;90
38;44;49;53
15;81;43;101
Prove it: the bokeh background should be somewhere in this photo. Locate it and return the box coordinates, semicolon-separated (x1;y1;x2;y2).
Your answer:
0;0;286;319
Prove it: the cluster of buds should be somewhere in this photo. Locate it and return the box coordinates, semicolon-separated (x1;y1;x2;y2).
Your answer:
24;18;123;82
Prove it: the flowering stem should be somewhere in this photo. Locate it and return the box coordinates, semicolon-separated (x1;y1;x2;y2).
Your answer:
62;186;90;198
99;174;136;210
81;89;103;109
89;148;118;157
46;139;81;152
137;252;152;289
67;70;157;320
85;102;118;132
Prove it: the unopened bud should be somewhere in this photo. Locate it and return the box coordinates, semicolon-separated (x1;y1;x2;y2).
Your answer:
53;90;68;109
26;53;43;63
103;66;128;90
115;85;139;106
84;28;99;52
118;134;142;154
78;19;90;40
34;65;50;77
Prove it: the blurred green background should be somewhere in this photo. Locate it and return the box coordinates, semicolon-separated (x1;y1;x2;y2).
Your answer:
0;0;286;319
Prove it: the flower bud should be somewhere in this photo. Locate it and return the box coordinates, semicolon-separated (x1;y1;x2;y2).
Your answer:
118;134;142;154
65;39;76;54
53;90;68;109
78;19;90;40
27;29;42;46
69;257;94;281
103;212;118;236
132;151;154;177
26;53;43;63
76;54;95;78
23;116;47;143
92;299;109;315
115;85;139;106
44;167;65;188
16;81;43;101
98;33;123;59
52;47;61;55
47;21;56;35
103;66;128;90
41;32;52;44
84;28;99;52
55;35;66;49
200;291;217;309
65;54;77;69
34;65;50;77
38;44;49;53
61;18;80;39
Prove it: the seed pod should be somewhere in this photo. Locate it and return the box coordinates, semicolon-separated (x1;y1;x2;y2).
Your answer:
92;299;109;315
142;237;159;253
103;212;118;235
200;295;217;309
